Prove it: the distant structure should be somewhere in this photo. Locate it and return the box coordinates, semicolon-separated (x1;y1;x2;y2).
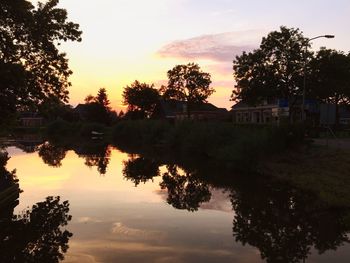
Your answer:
19;112;44;127
153;99;228;121
231;99;318;125
74;104;89;121
231;99;350;126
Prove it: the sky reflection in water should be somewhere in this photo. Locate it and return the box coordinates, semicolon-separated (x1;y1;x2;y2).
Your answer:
4;144;350;263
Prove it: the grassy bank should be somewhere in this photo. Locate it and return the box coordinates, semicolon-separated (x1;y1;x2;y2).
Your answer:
112;120;303;171
45;120;112;139
263;145;350;207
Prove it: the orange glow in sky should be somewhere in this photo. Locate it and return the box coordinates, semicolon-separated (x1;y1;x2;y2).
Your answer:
38;0;350;112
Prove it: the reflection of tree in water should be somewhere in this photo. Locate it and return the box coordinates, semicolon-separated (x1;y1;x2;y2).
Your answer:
84;145;111;175
38;142;67;167
230;180;350;263
122;156;160;186
0;151;17;187
0;196;72;263
160;165;211;212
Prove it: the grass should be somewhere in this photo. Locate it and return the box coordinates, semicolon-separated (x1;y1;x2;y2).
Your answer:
263;145;350;207
112;120;302;171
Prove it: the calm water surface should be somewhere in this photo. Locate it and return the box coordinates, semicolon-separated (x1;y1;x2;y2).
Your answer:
2;141;350;263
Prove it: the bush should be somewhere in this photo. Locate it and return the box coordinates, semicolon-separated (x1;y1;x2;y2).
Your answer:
112;120;300;170
46;120;79;137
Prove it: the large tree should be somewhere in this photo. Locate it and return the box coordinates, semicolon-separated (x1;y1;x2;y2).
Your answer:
83;88;112;124
0;0;82;120
95;88;111;111
309;49;350;124
232;26;310;108
122;80;160;118
161;63;214;116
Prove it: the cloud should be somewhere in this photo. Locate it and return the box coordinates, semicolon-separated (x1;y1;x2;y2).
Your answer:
157;30;262;62
111;222;165;240
199;188;232;213
77;217;102;224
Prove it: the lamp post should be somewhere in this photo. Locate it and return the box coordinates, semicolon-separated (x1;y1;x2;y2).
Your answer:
302;35;335;121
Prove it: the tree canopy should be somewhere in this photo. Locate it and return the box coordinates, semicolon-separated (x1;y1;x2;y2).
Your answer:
309;48;350;105
0;0;82;119
83;88;113;124
232;26;310;105
122;80;160;118
161;63;214;109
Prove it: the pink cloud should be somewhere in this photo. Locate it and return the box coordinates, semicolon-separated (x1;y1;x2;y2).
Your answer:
157;30;262;62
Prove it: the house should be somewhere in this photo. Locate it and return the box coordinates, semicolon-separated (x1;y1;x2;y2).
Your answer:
231;98;320;125
152;99;229;121
175;102;229;121
19;112;44;127
231;99;287;124
152;100;187;120
74;104;89;121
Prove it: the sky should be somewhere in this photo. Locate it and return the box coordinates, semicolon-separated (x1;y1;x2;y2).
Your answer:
45;0;350;111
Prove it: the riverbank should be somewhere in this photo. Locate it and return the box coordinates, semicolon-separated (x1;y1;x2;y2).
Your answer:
263;145;350;207
5;119;350;208
111;120;304;171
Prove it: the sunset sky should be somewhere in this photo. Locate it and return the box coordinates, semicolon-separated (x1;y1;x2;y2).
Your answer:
49;0;350;111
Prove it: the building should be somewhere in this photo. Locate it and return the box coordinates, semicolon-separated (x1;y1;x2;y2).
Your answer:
231;98;319;125
339;105;350;126
152;99;229;121
19;112;44;127
231;99;288;125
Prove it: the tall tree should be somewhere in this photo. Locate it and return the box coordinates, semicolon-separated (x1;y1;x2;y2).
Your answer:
161;63;213;116
309;49;350;124
232;26;310;110
83;89;112;124
122;80;160;118
95;88;111;111
0;0;82;120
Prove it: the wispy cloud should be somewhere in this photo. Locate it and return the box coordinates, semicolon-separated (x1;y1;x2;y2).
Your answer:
157;30;263;62
111;222;165;240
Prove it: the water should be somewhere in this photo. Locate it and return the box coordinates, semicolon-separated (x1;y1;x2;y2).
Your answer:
1;140;350;263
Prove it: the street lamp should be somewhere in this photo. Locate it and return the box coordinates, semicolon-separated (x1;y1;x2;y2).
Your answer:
302;35;335;121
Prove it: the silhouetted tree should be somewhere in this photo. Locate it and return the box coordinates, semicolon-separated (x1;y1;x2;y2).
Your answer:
122;157;160;186
122;80;160;118
0;0;82;119
160;165;211;212
38;142;67;167
0;196;73;263
309;48;350;124
84;94;95;104
38;100;78;122
83;89;112;124
161;63;213;117
118;110;125;118
96;88;111;111
0;62;26;125
232;26;310;116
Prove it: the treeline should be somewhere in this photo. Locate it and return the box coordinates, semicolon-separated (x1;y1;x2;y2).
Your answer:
112;120;304;171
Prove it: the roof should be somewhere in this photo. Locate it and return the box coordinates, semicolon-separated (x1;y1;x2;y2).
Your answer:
231;101;250;110
192;103;227;112
157;100;227;117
